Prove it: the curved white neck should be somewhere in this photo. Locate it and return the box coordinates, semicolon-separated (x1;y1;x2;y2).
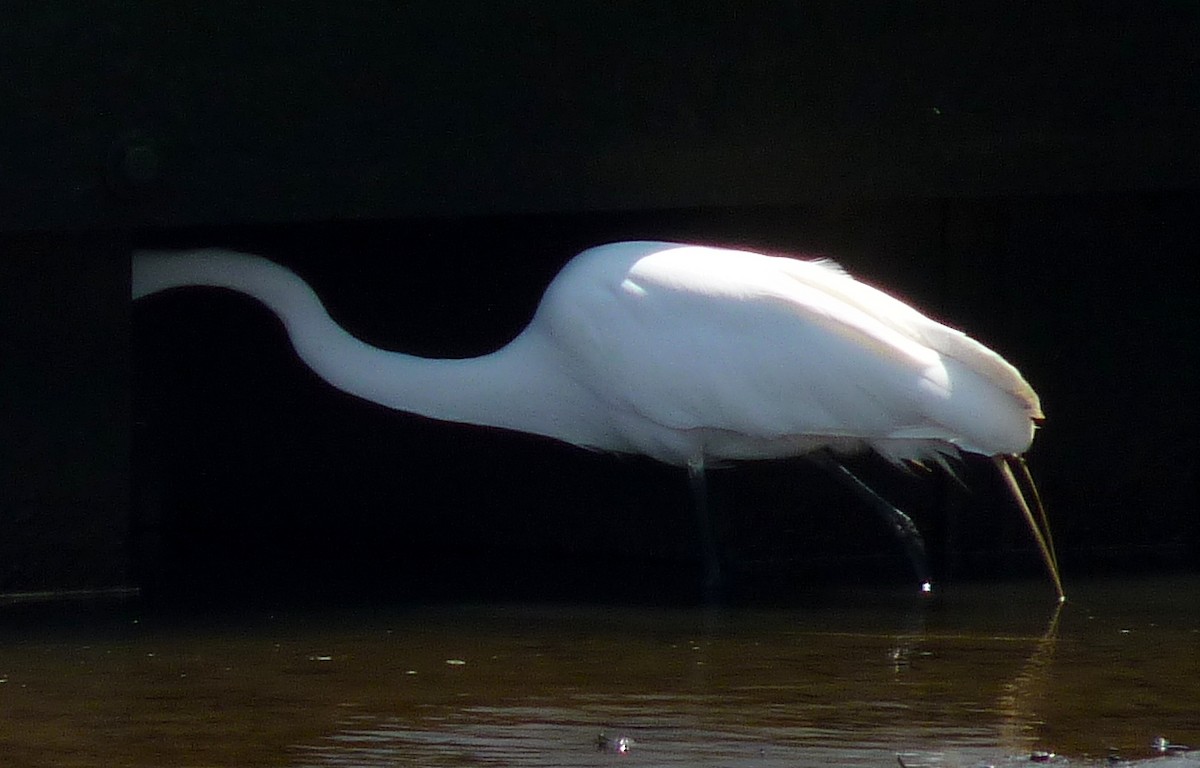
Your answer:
132;250;615;450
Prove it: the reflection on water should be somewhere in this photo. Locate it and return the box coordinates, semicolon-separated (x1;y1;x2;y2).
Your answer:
1;577;1197;767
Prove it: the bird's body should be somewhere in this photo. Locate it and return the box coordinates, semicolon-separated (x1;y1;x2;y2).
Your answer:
133;241;1061;598
538;243;1041;465
134;242;1039;466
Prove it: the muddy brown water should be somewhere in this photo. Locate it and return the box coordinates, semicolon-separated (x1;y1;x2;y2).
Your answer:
1;576;1197;767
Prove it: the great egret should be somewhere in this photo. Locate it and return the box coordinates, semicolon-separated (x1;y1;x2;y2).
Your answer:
132;241;1063;600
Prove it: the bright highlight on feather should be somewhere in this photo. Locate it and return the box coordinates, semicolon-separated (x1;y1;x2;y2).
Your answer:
133;241;1063;600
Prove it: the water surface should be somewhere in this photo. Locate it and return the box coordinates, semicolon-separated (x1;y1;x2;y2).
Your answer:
1;577;1197;767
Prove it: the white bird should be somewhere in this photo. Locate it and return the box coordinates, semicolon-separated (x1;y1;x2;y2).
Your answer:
132;241;1063;600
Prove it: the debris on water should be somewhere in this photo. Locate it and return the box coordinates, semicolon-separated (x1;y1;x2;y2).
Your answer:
1030;750;1055;762
1153;736;1191;755
596;732;634;754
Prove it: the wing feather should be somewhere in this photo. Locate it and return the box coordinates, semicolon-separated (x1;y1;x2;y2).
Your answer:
540;243;1038;460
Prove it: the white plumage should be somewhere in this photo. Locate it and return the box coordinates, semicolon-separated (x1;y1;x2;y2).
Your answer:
133;241;1061;598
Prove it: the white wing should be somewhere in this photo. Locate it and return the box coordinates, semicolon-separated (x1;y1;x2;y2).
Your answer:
537;243;1039;462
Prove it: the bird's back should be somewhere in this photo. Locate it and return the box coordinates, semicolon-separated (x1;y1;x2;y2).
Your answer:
533;243;1041;465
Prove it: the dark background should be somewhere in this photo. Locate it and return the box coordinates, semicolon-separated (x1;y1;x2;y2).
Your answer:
2;3;1197;605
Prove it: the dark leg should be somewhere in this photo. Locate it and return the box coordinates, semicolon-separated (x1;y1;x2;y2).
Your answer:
687;456;723;593
814;452;933;594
